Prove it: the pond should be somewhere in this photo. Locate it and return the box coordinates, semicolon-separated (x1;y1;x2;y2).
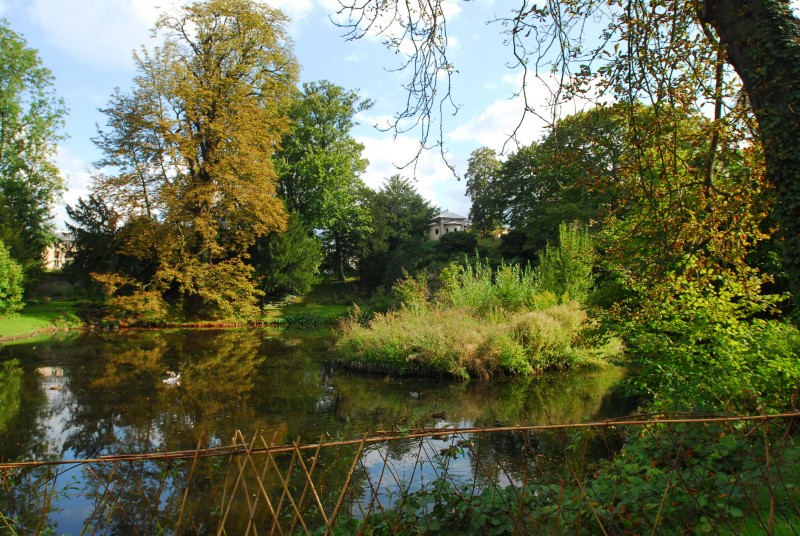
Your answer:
0;328;630;533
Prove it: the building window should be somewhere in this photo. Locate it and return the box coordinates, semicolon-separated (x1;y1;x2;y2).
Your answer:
435;228;439;235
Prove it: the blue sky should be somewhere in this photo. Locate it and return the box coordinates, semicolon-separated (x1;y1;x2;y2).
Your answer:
0;0;572;230
10;1;780;230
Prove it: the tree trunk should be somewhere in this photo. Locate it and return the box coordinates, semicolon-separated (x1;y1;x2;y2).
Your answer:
334;230;347;282
700;0;800;294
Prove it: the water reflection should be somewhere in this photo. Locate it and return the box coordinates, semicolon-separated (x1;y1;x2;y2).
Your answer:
0;329;626;463
0;328;630;534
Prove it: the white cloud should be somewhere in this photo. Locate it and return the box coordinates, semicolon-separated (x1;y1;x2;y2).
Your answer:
448;73;605;152
54;145;92;229
447;95;546;151
24;0;346;68
358;134;463;210
29;0;166;69
267;0;315;22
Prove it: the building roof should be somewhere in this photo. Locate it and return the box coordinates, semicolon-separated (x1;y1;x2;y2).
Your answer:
432;210;466;221
54;231;74;243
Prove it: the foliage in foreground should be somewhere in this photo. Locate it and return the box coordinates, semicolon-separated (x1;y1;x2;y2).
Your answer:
623;275;800;414
329;423;800;535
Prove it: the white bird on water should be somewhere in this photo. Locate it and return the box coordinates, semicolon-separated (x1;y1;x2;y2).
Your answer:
162;371;181;386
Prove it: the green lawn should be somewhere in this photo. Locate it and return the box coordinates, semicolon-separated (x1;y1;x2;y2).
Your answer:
0;281;359;338
0;301;82;340
261;302;352;325
260;280;362;325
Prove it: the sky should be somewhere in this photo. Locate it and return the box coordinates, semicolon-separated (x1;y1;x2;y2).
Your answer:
9;1;793;231
0;0;571;230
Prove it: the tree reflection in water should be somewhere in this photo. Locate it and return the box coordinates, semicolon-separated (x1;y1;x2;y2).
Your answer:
0;329;629;533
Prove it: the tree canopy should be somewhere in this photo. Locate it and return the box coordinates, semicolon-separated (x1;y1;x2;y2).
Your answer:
275;80;372;281
90;0;298;318
358;175;438;285
336;0;800;295
0;19;66;278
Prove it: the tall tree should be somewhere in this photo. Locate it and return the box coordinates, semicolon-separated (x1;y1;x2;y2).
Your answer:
65;195;122;287
498;106;627;257
698;1;800;294
91;0;298;318
336;0;800;294
359;175;438;284
464;148;503;237
275;80;373;281
0;20;66;277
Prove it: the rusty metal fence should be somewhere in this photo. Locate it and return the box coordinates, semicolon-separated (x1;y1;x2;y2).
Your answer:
2;413;799;535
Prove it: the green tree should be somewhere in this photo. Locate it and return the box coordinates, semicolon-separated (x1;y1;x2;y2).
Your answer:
91;0;299;319
336;0;800;294
251;213;322;296
490;106;627;260
320;184;372;282
65;195;121;288
0;238;24;316
276;80;373;281
0;20;66;278
464;147;503;236
359;175;438;285
65;195;159;291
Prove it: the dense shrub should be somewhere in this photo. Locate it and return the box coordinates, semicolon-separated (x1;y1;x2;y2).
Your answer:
252;213;322;297
336;302;619;379
333;423;799;535
0;239;24;317
436;230;478;256
337;227;613;379
438;260;541;313
537;221;595;303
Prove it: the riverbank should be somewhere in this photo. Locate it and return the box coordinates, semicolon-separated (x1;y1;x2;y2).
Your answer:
0;300;83;342
0;285;355;343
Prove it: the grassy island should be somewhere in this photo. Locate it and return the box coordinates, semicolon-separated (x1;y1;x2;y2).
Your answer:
336;247;622;379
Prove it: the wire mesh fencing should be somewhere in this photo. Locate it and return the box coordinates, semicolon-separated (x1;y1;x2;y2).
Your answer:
1;413;799;535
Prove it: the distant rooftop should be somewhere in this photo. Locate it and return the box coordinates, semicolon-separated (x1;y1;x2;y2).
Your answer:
432;210;466;220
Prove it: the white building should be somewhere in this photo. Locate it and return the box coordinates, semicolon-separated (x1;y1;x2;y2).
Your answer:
43;231;75;270
428;211;468;240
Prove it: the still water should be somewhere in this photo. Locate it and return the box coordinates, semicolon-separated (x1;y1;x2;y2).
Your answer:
0;328;628;532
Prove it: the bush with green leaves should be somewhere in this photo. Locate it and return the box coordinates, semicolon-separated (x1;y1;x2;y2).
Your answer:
328;423;799;535
0;239;24;317
537;221;595;303
438;259;542;314
336;225;611;378
336;299;620;379
626;275;800;413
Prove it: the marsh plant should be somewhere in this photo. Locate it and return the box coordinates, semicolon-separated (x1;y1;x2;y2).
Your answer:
336;224;621;379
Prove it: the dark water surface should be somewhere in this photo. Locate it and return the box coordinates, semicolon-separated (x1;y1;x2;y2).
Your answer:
1;328;629;533
0;328;627;462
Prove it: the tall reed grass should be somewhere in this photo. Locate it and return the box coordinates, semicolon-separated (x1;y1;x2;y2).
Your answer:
337;257;619;379
336;302;620;379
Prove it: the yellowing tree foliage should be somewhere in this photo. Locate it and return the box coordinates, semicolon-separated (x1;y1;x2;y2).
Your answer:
91;0;298;319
